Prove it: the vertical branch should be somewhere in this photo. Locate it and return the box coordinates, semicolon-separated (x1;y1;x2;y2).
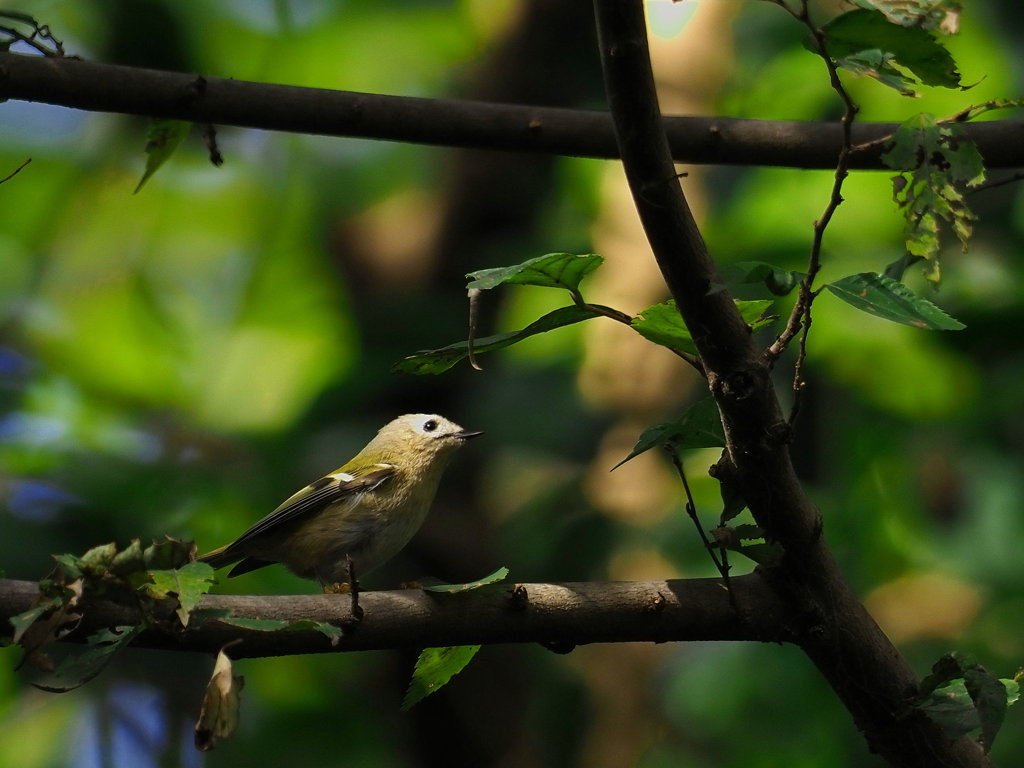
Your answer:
592;2;990;765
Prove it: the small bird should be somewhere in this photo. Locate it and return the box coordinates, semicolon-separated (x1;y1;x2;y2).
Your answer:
197;414;482;590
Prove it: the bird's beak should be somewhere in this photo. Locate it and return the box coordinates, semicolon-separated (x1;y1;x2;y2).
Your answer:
455;430;484;440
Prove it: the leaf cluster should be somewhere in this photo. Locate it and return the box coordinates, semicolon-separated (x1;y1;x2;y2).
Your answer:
917;652;1021;753
8;538;214;692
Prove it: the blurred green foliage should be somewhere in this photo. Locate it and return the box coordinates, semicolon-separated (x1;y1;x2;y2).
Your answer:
1;1;1023;766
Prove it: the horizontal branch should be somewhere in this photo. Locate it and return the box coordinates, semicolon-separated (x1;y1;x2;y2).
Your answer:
0;576;794;659
1;52;1021;170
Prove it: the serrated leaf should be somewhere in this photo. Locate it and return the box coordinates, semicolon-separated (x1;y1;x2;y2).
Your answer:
134;119;190;194
143;537;195;570
109;538;146;578
613;397;725;470
80;542;117;572
631;299;774;355
195;648;244;752
402;645;481;711
712;262;806;296
142;562;215;627
422;567;510;594
466;253;603;293
821;9;961;89
393;304;601;375
32;625;141;693
827;273;964;330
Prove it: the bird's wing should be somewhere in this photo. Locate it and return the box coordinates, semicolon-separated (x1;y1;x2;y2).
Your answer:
223;464;395;551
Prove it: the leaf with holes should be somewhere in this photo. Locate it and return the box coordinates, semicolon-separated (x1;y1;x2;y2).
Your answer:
32;625;142;693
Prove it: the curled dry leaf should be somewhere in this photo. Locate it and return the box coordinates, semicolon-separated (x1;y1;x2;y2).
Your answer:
194;646;245;752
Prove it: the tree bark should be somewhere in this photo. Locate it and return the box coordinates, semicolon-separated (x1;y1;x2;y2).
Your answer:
1;51;1022;170
0;576;792;659
591;2;990;767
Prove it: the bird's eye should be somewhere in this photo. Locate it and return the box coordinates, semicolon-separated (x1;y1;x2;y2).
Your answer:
423;419;439;432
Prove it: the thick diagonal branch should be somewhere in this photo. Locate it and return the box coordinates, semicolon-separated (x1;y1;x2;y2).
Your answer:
591;2;988;766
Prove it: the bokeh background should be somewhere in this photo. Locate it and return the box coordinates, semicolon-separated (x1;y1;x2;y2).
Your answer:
1;1;1022;766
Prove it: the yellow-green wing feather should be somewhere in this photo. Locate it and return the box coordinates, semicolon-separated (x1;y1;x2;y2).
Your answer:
215;464;394;553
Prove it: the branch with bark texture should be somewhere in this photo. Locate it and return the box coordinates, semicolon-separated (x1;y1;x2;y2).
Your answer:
1;51;1022;170
0;577;792;659
592;1;989;766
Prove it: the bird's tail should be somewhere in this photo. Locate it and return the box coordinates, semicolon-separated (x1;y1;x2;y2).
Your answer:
196;544;239;570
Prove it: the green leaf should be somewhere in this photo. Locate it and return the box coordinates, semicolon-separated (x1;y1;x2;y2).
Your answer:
712;262;806;296
143;537;195;570
134;119;190;194
51;554;84;581
109;538;146;578
393;304;602;375
80;542;117;573
466;253;603;294
833;49;917;95
402;645;481;710
826;273;964;330
631;299;774;355
964;668;1009;752
718;473;746;524
422;567;510;594
217;617;294;631
916;652;1018;751
918;678;982;738
821;9;961;90
9;599;62;645
613;397;725;470
142;562;216;627
215;617;344;643
848;0;961;33
0;11;41;25
32;625;141;693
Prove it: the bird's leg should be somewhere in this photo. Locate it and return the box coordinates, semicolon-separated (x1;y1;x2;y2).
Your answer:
345;553;363;623
324;556;363;625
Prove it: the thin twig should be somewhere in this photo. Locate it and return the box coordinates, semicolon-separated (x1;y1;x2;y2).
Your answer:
0;157;31;185
763;0;859;424
664;445;734;605
0;20;65;58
